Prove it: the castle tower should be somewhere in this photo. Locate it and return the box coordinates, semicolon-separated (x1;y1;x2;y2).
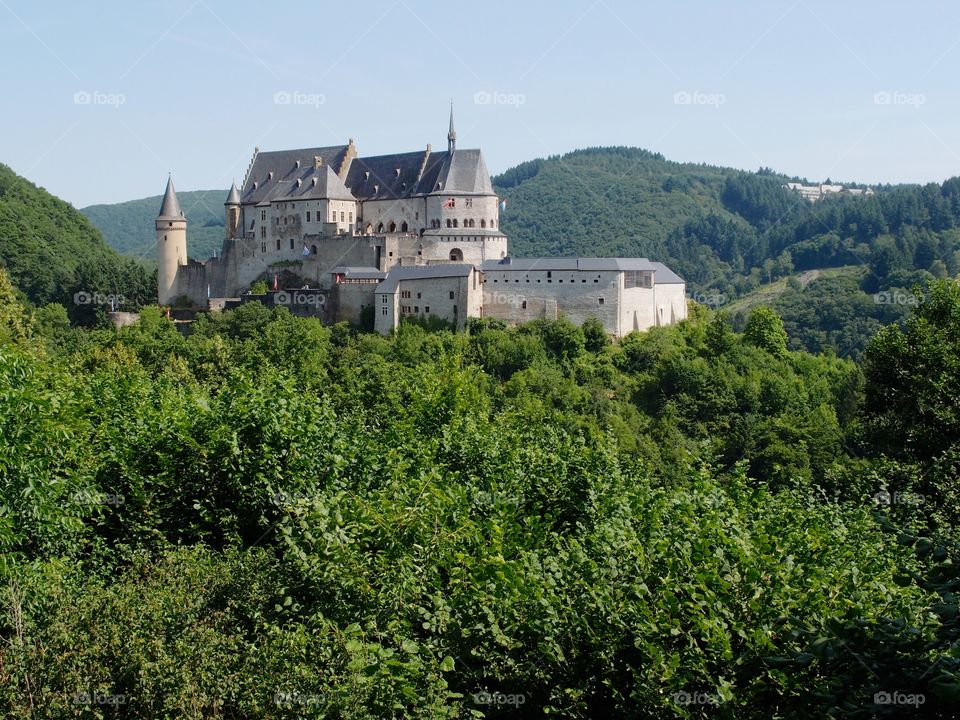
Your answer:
224;180;241;239
447;102;456;154
156;175;187;306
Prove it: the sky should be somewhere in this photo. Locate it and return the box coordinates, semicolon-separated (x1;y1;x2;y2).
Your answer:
1;0;959;208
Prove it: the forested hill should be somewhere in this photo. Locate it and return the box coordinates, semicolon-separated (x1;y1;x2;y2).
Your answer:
81;189;227;264
0;163;153;321
494;147;960;356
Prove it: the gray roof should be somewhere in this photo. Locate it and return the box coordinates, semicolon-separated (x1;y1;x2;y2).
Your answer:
480;257;685;284
375;263;475;293
435;149;494;195
157;176;183;219
241;145;350;204
330;266;386;280
225;181;241;205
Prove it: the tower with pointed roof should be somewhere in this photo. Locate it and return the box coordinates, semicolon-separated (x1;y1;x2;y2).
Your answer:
156;175;187;305
224;181;241;239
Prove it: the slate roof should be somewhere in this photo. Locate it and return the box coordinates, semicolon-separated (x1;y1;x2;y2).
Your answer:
157;176;183;219
241;145;350;204
225;181;241;205
375;264;475;293
480;258;685;284
330;266;387;280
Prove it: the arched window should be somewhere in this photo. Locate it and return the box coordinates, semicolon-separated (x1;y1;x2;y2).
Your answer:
377;222;384;233
311;244;318;255
480;219;486;228
446;219;452;228
449;248;463;261
365;223;373;235
400;221;408;232
452;219;458;228
389;221;396;232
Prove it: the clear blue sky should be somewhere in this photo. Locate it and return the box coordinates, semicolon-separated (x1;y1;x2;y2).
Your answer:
2;0;958;207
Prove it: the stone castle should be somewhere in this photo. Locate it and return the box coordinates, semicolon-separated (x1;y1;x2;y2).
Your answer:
156;109;687;336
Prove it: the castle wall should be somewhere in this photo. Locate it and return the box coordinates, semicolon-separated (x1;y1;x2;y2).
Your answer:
482;268;622;333
359;198;427;235
375;269;480;334
332;283;377;325
425;194;500;231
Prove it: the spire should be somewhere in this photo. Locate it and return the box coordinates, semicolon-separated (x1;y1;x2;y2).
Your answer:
447;101;456;154
157;175;183;219
225;180;241;206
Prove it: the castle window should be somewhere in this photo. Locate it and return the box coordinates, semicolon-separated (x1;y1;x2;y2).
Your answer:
521;300;527;309
449;291;455;299
452;219;458;228
260;227;266;238
598;298;604;306
349;212;353;222
341;211;345;222
449;248;463;261
261;242;267;253
416;292;421;299
276;238;280;251
446;219;451;228
307;211;311;222
261;211;266;221
377;223;384;233
389;222;396;232
582;279;586;283
401;221;408;232
480;219;486;228
381;307;387;316
424;306;430;314
290;238;294;250
311;244;317;255
465;198;473;208
382;296;387;304
414;306;419;313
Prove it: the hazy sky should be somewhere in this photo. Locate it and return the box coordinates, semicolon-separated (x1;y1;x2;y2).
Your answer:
2;0;959;207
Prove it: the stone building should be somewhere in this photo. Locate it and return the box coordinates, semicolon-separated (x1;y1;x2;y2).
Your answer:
155;109;687;337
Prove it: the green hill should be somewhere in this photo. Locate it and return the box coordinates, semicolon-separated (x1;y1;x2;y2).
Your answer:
82;188;228;265
0;163;153;321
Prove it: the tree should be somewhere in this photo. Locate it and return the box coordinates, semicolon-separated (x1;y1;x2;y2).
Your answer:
581;317;610;353
743;306;788;356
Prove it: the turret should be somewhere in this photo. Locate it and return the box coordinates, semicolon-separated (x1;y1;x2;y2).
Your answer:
224;180;241;239
156;175;187;306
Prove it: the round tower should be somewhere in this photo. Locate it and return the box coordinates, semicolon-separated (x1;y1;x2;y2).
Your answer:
224;180;241;239
156;175;187;306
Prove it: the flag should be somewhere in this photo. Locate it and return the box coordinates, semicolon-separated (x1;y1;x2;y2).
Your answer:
206;284;210;299
273;274;278;290
302;245;310;256
442;197;455;208
499;199;507;211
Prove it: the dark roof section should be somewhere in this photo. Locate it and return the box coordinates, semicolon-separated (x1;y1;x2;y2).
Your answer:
375;263;475;293
435;149;495;195
157;176;183;219
225;181;241;206
330;266;387;280
480;257;685;284
345;150;432;200
241;145;350;204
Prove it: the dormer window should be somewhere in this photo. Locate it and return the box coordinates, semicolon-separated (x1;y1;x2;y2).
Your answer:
268;171;273;180
364;171;370;181
395;168;401;177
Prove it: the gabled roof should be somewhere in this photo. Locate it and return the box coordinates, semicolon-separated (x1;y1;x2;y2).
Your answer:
375;264;475;293
241;145;350;204
157;176;183;219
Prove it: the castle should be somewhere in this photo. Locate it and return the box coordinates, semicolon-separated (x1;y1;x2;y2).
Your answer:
156;109;687;336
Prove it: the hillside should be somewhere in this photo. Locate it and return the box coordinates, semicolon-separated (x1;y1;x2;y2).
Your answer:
0;163;153;321
82;188;228;265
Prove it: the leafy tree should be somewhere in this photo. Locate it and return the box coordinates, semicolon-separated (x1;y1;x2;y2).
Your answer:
743;306;788;356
